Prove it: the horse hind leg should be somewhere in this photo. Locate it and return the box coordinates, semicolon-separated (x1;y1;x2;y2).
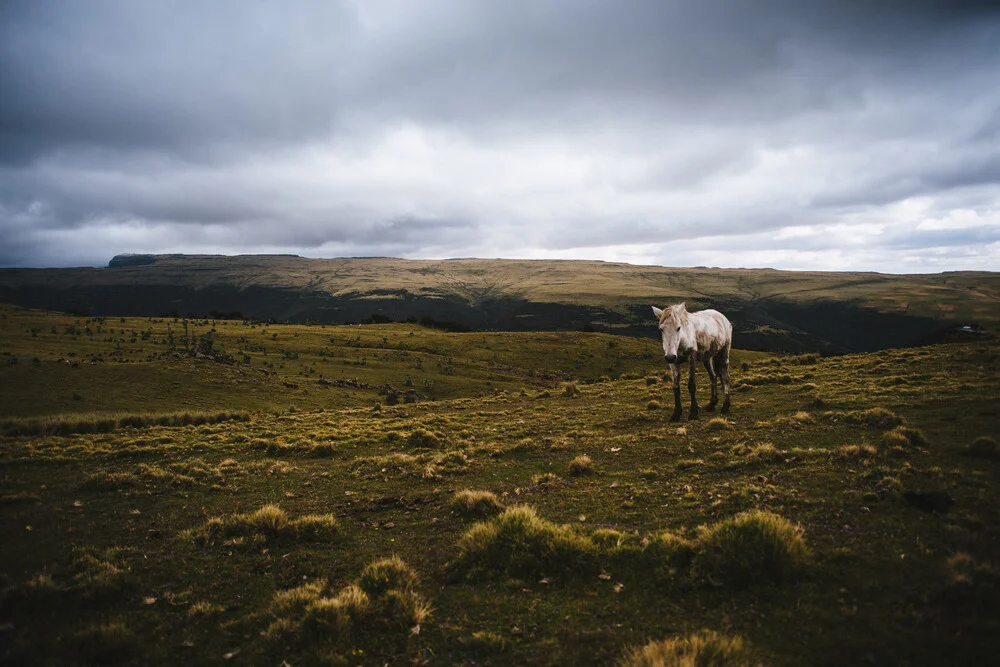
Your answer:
718;349;732;415
703;356;718;411
687;355;699;420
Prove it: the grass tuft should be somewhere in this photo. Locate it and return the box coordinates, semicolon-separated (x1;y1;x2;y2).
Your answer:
568;454;594;476
745;443;784;464
706;417;732;431
692;511;810;586
619;630;755;667
840;408;905;429
455;505;599;578
187;505;337;545
882;426;927;448
358;555;419;598
267;557;430;648
451;489;505;519
833;443;877;461
407;428;443;448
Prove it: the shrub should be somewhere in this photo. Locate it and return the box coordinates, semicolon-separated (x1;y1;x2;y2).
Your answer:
619;630;754;667
647;400;663;410
451;489;505;519
568;455;594;476
691;511;809;586
455;505;598;578
563;382;580;398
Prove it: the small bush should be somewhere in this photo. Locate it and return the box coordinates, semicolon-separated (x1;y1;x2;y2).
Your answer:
620;630;754;667
455;505;598;578
691;510;809;586
452;489;505;519
567;454;594;476
647;400;663;410
563;382;580;398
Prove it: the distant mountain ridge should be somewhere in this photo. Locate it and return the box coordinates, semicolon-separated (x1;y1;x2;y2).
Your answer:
2;254;998;353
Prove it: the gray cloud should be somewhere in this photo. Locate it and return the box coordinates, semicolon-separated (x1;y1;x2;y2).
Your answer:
1;0;999;271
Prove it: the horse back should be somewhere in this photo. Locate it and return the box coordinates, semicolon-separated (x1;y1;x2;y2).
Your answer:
692;309;733;354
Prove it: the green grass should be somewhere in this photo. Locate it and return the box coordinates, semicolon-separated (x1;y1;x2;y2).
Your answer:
1;304;999;664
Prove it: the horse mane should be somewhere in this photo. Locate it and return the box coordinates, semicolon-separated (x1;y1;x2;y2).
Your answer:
659;305;689;326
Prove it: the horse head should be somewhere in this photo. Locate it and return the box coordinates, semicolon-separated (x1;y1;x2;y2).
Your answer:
651;303;692;363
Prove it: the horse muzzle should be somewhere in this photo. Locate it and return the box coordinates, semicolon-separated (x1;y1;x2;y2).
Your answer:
664;354;678;363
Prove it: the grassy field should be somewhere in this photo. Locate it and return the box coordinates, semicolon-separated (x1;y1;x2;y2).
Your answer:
1;303;999;665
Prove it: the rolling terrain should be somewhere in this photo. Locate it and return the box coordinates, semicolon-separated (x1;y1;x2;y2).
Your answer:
1;303;999;665
2;255;998;352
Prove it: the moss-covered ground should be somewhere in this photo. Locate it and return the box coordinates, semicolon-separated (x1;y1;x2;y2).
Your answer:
1;304;998;665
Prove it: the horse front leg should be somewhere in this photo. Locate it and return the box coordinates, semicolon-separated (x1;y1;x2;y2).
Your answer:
669;362;682;422
688;355;699;420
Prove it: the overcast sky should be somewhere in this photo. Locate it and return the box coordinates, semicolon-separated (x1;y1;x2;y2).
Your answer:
2;1;999;272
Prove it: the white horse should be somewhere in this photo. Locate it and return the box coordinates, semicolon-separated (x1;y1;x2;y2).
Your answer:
652;303;732;422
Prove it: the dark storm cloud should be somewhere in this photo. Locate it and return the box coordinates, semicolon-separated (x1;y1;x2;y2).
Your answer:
1;0;999;270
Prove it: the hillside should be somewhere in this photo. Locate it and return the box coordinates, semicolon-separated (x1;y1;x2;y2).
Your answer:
2;255;998;353
1;305;999;665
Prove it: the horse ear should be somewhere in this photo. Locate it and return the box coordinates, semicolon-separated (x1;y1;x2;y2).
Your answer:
651;306;664;320
678;302;687;312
